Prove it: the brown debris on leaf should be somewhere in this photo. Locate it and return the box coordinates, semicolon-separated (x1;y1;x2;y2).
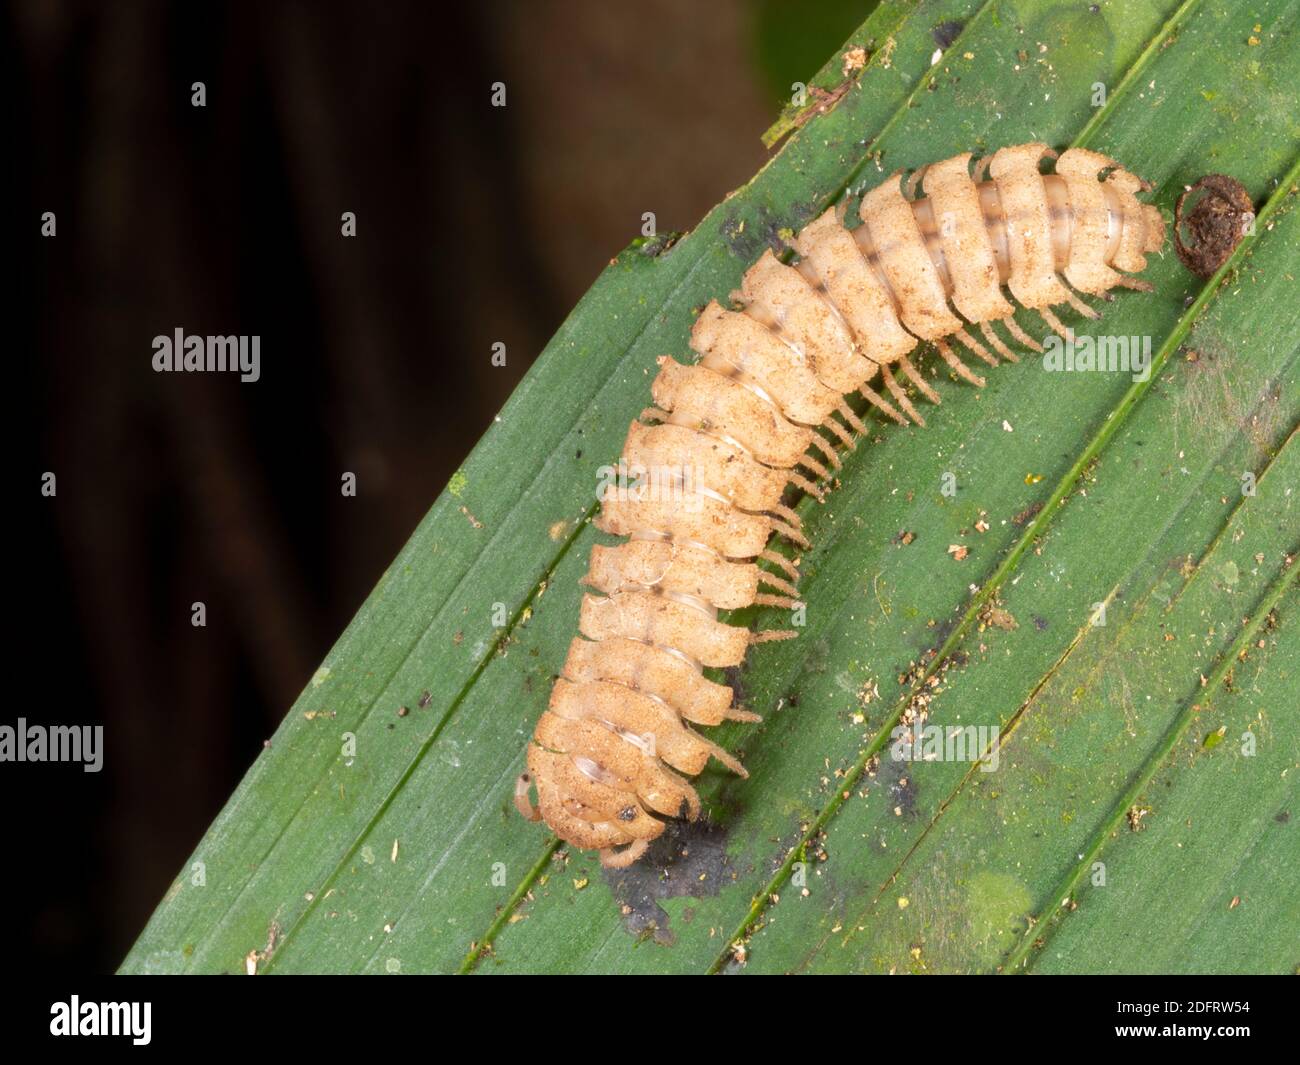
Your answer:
841;46;868;76
790;82;852;132
1174;174;1255;278
979;601;1018;632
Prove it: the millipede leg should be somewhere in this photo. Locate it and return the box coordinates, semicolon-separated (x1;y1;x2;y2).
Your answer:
701;737;748;777
859;383;909;426
768;502;804;528
640;406;672;424
935;339;986;388
788;471;826;499
821;414;856;449
897;354;942;403
760;550;800;581
767;517;810;548
759;572;800;597
881;363;925;427
904;165;930;200
599;838;650;869
1061;285;1101;319
755;593;798;608
751;629;798;645
1000;315;1044;353
836;400;869;436
954;327;999;366
514;772;542;821
809;433;843;470
1116;276;1155;292
978;320;1019;363
1038;307;1075;344
798;455;831;481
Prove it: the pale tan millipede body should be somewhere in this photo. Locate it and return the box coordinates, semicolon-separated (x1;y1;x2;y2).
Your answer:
514;143;1166;868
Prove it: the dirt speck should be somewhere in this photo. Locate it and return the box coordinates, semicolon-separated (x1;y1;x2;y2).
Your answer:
789;83;852;134
1012;501;1044;526
980;602;1018;632
841;46;868;76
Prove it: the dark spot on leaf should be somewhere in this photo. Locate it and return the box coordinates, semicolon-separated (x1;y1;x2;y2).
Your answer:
804;637;832;673
722;214;762;261
787;200;818;231
602;819;733;946
636;231;683;258
928;615;960;648
722;204;792;261
932;20;963;48
761;219;789;255
1275;810;1291;824
1033;615;1049;631
878;755;919;819
722;664;750;706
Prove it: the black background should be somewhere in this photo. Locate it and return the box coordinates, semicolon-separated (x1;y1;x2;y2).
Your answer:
15;0;863;974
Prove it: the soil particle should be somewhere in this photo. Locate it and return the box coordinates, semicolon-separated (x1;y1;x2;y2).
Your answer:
1174;174;1255;278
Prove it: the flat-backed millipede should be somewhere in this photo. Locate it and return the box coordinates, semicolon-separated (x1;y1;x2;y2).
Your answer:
514;143;1166;868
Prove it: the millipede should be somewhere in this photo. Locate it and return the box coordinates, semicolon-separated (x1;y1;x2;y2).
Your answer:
513;142;1166;868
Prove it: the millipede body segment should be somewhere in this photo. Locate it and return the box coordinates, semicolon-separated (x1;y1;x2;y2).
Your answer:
514;143;1166;867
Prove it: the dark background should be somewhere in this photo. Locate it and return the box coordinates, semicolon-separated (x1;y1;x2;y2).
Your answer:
15;0;866;974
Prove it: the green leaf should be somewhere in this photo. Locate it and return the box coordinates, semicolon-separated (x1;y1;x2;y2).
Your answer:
122;0;1299;975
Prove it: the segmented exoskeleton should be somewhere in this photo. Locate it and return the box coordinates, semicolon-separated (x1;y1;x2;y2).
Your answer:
514;143;1166;867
